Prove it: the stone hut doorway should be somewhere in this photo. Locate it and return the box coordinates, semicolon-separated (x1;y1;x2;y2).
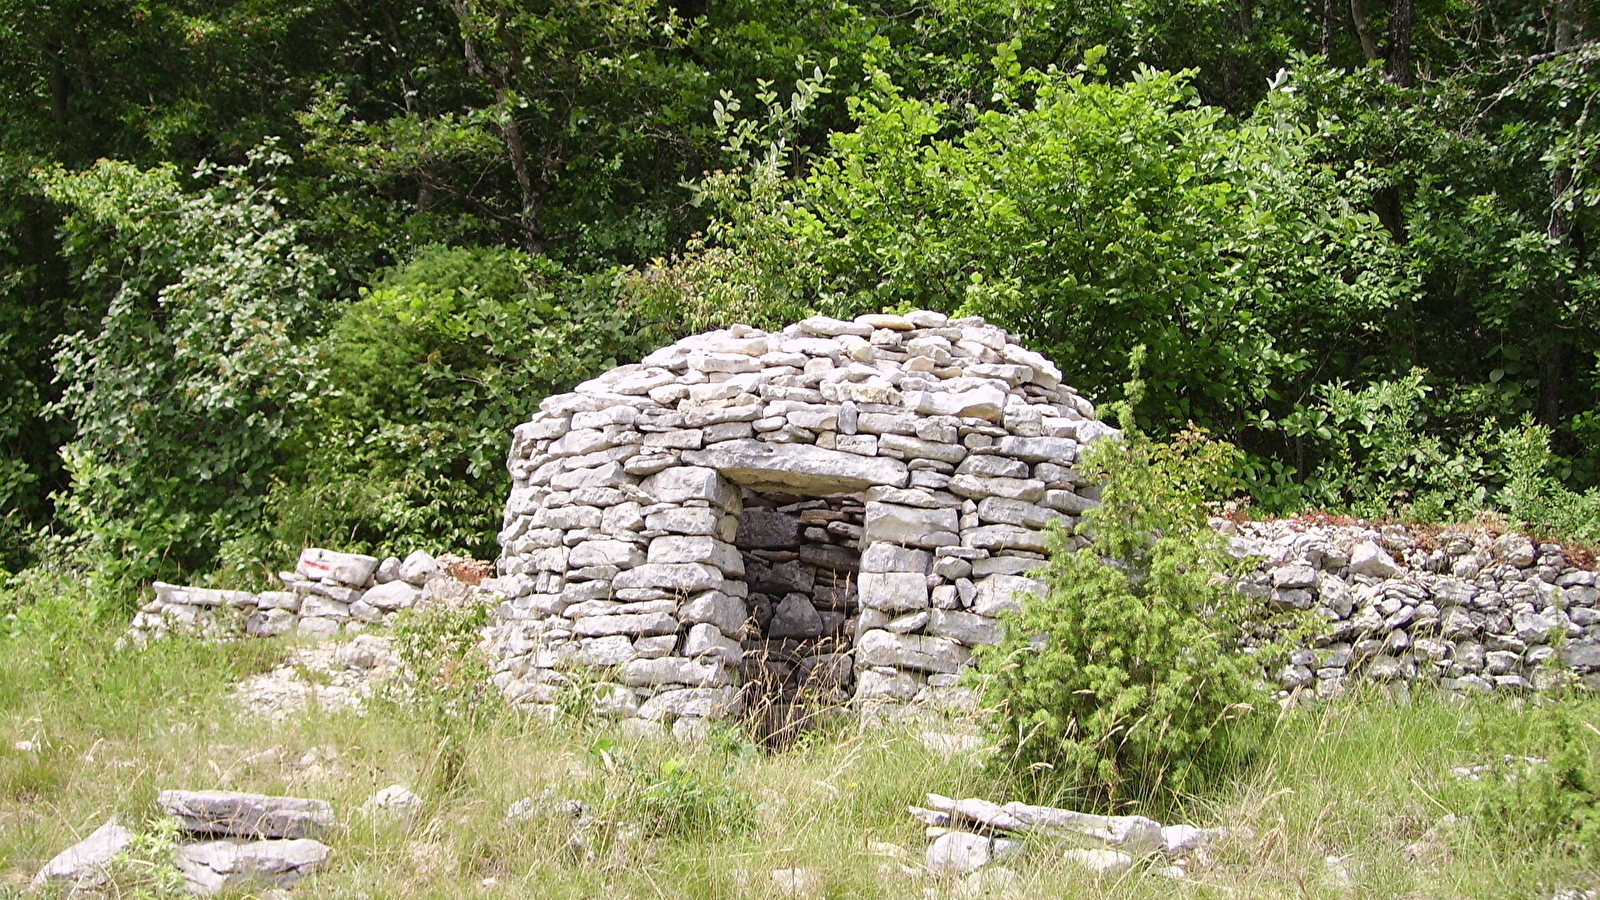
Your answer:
733;488;862;746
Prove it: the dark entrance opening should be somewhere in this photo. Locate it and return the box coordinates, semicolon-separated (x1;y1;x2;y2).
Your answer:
733;489;862;747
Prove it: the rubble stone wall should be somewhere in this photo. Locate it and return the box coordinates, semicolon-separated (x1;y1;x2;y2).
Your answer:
1231;519;1600;697
487;311;1112;731
123;549;477;646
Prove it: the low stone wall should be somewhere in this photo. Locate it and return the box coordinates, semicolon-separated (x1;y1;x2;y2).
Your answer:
123;548;490;646
1231;519;1600;696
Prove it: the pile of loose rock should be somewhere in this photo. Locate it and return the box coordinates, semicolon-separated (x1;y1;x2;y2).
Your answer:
34;790;335;897
124;548;492;645
912;794;1215;881
1227;519;1600;696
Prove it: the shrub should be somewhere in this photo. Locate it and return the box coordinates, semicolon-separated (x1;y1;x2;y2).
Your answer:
975;383;1272;812
224;244;654;576
587;737;756;841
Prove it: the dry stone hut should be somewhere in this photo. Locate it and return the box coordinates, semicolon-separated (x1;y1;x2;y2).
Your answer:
488;311;1114;733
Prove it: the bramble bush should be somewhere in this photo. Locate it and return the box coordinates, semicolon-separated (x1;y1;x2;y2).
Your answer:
976;366;1274;812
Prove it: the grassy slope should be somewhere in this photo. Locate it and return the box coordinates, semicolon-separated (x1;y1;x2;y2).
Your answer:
2;619;1598;899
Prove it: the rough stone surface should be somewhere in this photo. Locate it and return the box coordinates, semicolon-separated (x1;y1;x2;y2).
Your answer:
173;838;331;897
489;312;1105;721
32;819;135;890
158;790;336;840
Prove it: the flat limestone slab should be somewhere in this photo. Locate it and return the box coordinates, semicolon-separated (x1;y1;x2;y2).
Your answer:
33;819;134;889
158;790;336;840
683;439;909;493
174;838;331;897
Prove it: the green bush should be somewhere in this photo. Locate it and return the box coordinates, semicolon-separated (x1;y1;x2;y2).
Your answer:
224;245;655;577
587;737;756;841
1443;696;1600;861
975;388;1273;812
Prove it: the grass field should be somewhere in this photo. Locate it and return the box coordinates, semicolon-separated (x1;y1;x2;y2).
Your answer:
3;610;1599;899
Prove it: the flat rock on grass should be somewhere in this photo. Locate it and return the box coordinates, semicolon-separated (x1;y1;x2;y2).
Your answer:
173;838;331;897
32;819;135;890
158;790;335;840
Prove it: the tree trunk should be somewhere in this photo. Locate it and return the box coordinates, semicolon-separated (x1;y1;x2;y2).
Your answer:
1539;0;1581;425
1383;0;1415;86
1349;0;1380;62
450;0;545;255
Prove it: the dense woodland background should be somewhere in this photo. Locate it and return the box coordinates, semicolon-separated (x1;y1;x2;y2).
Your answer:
0;0;1597;598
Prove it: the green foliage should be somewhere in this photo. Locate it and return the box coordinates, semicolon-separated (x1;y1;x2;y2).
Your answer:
587;737;756;841
1500;422;1600;546
227;245;651;573
976;398;1272;811
1444;697;1600;861
389;596;493;719
38;147;330;594
687;55;1411;440
109;818;189;899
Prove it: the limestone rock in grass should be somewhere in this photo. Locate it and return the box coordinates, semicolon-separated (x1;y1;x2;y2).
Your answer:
1159;824;1210;857
683;439;910;493
158;790;336;840
360;579;420;611
769;867;819;898
926;831;993;877
364;785;422;824
1348;541;1398;578
173;838;331;897
32;819;135;890
998;802;1163;856
1061;847;1133;876
398;550;438;585
296;548;379;586
955;865;1022;898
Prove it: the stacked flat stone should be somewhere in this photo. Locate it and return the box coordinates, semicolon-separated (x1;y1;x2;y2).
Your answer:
156;790;334;897
489;311;1113;728
1228;520;1600;696
124;548;452;645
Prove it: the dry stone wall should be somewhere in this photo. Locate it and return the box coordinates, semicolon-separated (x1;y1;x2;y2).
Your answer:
1231;519;1600;697
488;311;1113;730
123;548;487;646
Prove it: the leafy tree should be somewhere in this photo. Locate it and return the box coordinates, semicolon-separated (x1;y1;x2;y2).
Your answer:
39;147;330;591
